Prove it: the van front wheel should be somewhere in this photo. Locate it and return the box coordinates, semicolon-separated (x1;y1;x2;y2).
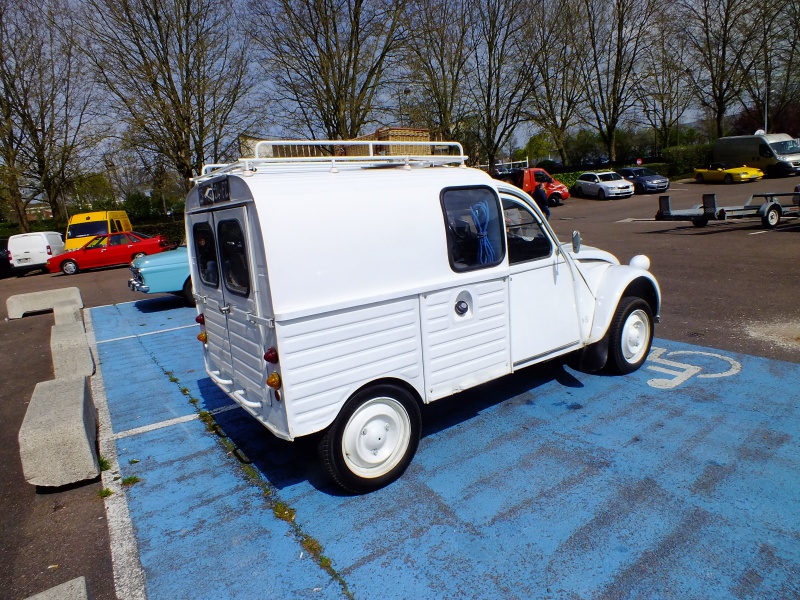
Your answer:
607;297;654;374
319;384;421;494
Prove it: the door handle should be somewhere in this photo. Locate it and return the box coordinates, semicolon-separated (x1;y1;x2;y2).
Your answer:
219;304;231;314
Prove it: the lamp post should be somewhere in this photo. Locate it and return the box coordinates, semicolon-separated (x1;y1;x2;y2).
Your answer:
764;89;777;133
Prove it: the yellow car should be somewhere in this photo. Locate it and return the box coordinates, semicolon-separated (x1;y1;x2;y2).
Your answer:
693;162;763;184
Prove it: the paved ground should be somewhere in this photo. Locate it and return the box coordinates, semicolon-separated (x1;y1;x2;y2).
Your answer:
91;299;800;599
0;174;798;599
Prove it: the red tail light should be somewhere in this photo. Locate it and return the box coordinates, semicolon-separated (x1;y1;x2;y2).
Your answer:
264;347;278;363
195;314;205;324
46;245;52;255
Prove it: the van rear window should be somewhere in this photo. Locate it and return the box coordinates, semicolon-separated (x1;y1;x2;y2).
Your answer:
68;222;108;239
192;222;219;288
441;186;504;272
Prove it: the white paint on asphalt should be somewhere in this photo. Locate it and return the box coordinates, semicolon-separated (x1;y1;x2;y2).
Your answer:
113;404;240;440
97;323;197;344
84;310;148;600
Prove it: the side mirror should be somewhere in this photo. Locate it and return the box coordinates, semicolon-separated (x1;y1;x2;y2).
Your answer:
572;230;581;254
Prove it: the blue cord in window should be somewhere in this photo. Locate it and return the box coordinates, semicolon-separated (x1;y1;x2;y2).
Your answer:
470;200;496;264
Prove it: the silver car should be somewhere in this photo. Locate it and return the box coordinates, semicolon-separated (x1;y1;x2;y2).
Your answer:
617;167;670;194
574;171;634;199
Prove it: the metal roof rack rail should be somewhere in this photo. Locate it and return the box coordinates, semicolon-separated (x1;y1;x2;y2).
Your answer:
193;139;467;182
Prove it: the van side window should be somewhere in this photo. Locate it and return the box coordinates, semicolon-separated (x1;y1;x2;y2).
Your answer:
759;144;774;158
441;186;504;272
217;220;250;296
192;222;219;288
502;199;552;264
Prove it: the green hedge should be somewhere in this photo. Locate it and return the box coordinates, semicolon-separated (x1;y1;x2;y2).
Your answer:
662;144;713;178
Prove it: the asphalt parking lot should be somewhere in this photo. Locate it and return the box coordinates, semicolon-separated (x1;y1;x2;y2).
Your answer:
1;175;799;599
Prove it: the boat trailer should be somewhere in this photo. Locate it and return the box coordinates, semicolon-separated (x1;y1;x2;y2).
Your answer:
655;192;800;229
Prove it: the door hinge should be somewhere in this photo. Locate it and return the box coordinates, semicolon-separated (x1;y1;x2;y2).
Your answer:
246;312;274;328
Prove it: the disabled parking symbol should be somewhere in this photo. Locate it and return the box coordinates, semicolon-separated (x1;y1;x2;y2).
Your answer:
645;346;742;389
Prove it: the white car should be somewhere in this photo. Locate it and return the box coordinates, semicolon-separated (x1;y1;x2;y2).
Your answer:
574;171;634;199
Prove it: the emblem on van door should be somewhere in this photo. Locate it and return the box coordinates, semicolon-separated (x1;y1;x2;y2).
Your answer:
199;178;231;206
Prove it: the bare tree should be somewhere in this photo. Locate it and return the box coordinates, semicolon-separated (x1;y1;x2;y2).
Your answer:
250;0;407;140
467;0;533;170
0;0;97;226
521;0;585;165
678;0;760;138
578;0;655;161
635;8;695;149
401;0;473;140
82;0;257;188
737;0;796;132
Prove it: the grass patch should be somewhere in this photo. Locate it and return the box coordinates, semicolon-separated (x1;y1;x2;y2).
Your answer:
98;456;111;471
129;458;140;464
273;501;296;523
98;488;113;498
121;476;140;487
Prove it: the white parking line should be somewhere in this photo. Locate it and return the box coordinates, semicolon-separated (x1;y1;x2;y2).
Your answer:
113;404;240;440
97;323;197;344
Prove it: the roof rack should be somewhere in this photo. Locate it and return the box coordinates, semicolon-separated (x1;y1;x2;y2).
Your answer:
193;139;467;182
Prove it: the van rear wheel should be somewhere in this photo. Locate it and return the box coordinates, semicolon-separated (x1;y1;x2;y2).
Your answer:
61;260;78;275
319;384;421;494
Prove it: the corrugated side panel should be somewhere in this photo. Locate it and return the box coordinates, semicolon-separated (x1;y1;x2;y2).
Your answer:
421;278;511;401
277;297;424;438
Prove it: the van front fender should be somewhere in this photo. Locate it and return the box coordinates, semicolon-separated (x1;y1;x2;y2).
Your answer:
588;267;661;344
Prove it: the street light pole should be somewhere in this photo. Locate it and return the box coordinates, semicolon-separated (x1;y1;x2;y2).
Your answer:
764;89;769;133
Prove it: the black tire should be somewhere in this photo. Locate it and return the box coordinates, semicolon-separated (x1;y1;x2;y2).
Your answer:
695;174;704;183
692;218;709;228
548;194;561;207
761;206;780;229
723;174;733;184
318;383;421;494
182;277;196;305
598;188;606;200
132;252;146;260
575;186;583;198
61;260;78;275
606;296;654;374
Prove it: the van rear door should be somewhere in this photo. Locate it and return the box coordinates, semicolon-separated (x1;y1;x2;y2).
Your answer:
189;206;273;416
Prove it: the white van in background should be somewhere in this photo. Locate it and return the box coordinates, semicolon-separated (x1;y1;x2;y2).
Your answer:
7;231;65;273
713;133;800;176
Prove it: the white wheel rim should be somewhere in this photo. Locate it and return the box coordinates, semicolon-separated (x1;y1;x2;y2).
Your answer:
621;309;650;364
64;262;75;274
342;397;410;479
769;210;778;225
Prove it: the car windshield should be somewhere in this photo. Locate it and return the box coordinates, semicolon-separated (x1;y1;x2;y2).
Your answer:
769;140;800;155
67;221;108;239
599;173;623;182
633;168;657;177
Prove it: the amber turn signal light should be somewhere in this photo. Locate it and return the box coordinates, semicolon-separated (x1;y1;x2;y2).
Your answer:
197;332;208;343
266;372;281;389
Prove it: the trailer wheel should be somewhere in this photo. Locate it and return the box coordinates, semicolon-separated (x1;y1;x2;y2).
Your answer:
607;297;654;375
319;384;421;494
761;206;781;229
692;218;708;228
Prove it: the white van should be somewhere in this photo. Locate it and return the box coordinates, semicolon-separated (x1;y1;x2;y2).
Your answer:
7;231;65;273
186;140;661;493
713;133;800;176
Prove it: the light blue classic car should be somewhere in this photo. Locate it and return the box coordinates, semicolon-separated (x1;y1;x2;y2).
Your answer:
129;245;194;305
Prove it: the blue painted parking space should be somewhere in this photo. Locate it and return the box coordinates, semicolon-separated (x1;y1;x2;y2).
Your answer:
90;297;800;599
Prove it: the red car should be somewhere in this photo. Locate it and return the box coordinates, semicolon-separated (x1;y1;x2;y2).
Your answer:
46;231;174;275
495;167;571;206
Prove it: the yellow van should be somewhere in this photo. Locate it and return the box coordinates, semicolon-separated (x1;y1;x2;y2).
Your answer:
64;210;133;250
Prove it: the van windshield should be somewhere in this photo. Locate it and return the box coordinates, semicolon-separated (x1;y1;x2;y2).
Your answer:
68;222;108;239
769;140;800;155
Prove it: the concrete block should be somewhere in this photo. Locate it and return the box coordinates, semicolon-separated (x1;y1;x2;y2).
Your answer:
53;299;83;325
24;576;90;600
51;322;95;378
6;287;83;319
19;377;100;487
